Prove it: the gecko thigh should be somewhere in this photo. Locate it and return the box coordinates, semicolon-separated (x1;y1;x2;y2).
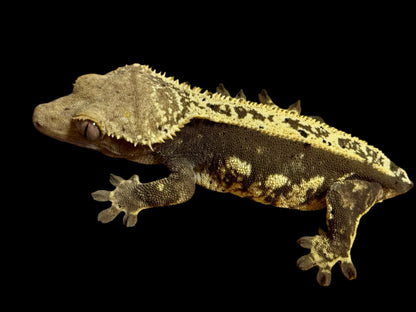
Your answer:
326;179;384;242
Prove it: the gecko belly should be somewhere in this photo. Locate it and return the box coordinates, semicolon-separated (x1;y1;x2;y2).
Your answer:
195;167;327;211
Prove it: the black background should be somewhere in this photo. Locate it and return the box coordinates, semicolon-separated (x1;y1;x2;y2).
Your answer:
8;2;415;308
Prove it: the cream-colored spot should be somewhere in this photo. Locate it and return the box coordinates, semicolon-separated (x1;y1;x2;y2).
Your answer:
225;156;252;176
274;175;325;209
256;146;265;155
352;182;366;193
195;170;224;192
157;183;165;192
288;176;324;201
247;181;263;197
265;174;289;189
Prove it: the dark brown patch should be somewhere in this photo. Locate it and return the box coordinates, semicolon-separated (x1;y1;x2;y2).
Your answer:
338;138;350;149
208;103;232;116
234;106;248;119
285;118;329;138
315;126;329;137
248;109;266;121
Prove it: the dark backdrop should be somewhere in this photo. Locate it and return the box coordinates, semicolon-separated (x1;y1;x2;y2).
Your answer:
9;3;414;308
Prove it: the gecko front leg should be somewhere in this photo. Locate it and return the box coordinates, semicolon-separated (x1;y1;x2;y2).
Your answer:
92;160;196;227
297;179;384;286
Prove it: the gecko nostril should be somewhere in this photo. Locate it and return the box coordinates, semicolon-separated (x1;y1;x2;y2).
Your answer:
34;121;42;129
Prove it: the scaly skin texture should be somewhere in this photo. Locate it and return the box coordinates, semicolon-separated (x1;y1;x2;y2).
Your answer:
33;63;413;286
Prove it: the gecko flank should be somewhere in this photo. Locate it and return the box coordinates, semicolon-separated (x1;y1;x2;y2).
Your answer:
33;64;413;286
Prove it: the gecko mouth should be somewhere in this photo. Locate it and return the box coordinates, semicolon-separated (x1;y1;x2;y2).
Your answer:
33;106;60;138
33;104;75;144
33;119;48;135
33;104;104;153
33;111;52;137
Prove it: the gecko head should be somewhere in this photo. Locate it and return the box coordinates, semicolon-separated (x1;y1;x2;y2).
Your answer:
33;93;101;149
33;64;191;153
33;66;157;158
33;90;156;161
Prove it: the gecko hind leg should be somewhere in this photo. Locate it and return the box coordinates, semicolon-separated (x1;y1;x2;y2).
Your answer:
296;179;384;286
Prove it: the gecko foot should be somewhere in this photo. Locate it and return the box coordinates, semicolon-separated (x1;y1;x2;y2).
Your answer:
92;174;146;227
296;234;357;286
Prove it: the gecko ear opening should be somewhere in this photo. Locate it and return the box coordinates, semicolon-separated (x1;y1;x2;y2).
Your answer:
76;120;101;141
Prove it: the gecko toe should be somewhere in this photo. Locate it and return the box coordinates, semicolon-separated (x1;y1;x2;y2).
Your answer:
123;213;138;227
97;205;121;223
317;268;332;286
296;254;315;271
91;190;111;202
340;260;357;280
109;174;125;187
297;236;314;249
297;254;333;286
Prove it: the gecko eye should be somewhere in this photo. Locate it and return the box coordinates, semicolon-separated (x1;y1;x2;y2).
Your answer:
76;120;101;141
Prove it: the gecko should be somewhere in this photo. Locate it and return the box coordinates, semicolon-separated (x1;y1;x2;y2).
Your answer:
33;63;413;286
